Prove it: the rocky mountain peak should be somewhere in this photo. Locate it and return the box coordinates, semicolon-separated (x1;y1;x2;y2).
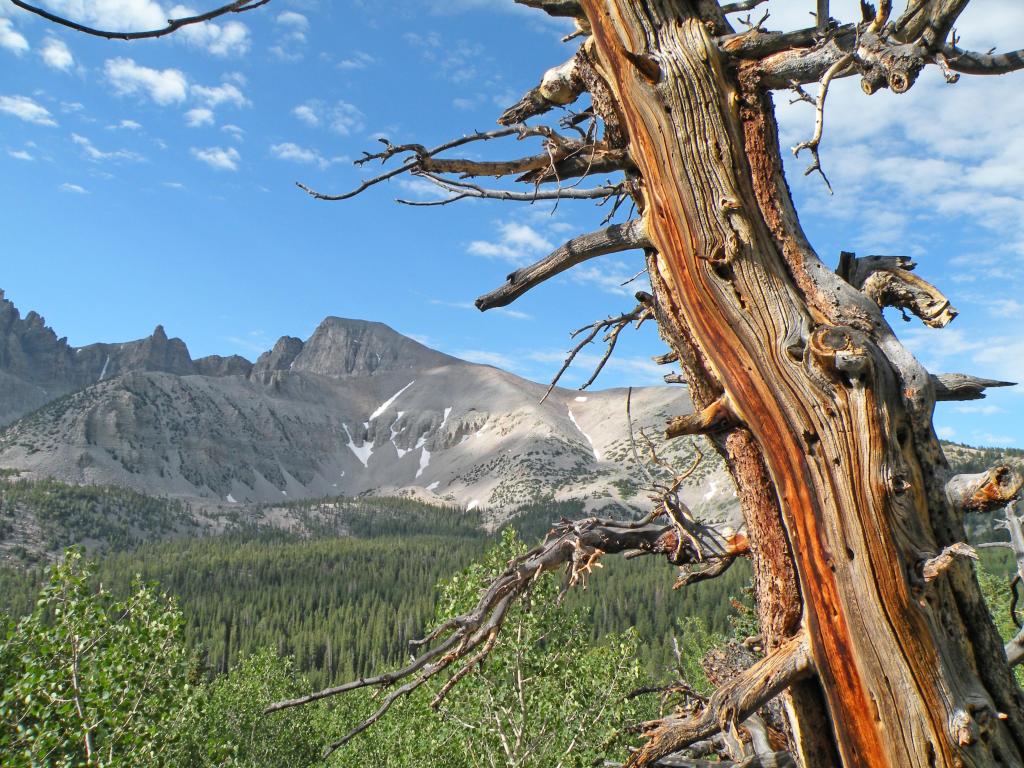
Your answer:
288;317;456;378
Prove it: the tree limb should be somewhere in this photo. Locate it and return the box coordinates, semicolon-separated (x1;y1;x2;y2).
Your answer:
947;467;1024;514
499;55;586;126
940;45;1024;76
837;251;957;328
514;0;582;18
623;633;811;767
893;0;970;49
665;395;739;439
476;218;649;310
7;0;269;40
540;302;652;403
931;373;1015;402
396;172;622;206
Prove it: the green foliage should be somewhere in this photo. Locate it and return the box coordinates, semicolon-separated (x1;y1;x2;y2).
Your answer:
0;550;194;767
326;530;654;767
976;562;1024;687
176;649;329;768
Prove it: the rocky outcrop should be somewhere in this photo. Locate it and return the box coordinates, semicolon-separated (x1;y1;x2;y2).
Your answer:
0;291;250;426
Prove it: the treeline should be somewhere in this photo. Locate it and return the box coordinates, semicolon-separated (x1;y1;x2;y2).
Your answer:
0;497;748;686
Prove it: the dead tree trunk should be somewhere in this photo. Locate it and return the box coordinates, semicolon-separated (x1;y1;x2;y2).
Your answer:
577;2;1024;766
16;0;1024;764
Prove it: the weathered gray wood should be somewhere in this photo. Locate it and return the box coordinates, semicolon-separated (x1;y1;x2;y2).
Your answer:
476;219;649;310
933;373;1016;401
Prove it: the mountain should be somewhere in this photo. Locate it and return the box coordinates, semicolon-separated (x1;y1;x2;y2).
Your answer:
0;292;734;522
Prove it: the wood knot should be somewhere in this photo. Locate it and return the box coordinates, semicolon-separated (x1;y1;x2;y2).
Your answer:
624;50;661;84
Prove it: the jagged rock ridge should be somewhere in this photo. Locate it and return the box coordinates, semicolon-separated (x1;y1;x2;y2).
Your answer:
0;291;737;522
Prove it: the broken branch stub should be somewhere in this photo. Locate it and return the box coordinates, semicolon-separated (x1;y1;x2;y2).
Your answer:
947;467;1024;513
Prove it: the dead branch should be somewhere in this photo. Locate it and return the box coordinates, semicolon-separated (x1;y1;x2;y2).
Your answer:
666;395;739;439
7;0;269;40
720;0;768;14
940;45;1024;76
397;172;622;206
295;126;553;201
514;0;582;18
623;633;811;767
893;0;971;49
540;302;651;404
931;373;1015;402
859;269;957;328
499;55;586;126
265;516;731;750
947;467;1024;514
476;219;649;311
921;542;977;583
837;251;957;328
792;52;854;191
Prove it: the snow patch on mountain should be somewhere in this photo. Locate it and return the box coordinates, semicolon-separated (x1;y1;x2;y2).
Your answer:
567;407;600;461
370;381;415;421
342;423;373;468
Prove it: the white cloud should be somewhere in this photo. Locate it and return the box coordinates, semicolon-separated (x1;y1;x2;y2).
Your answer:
0;95;57;126
71;133;145;162
337;51;375;70
191;145;240;171
276;11;308;29
0;19;28;55
293;104;319;126
7;149;33;161
292;100;364;136
37;0;165;32
39;37;73;71
221;123;244;141
105;57;188;105
184;107;214;127
936;425;957;440
167;5;250;56
111;119;142;130
988;299;1024;318
59;182;88;194
269;141;347;170
191;82;248;108
468;221;553;264
271;10;308;59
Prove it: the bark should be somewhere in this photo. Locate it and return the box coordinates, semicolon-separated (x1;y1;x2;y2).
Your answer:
578;1;1024;765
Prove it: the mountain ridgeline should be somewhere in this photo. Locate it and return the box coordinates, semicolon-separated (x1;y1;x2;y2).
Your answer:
0;290;736;524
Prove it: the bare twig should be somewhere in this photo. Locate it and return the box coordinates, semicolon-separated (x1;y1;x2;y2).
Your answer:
397;172;622;206
8;0;269;40
540;303;651;404
792;52;854;192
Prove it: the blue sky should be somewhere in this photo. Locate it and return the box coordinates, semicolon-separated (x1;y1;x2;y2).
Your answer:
0;0;1021;448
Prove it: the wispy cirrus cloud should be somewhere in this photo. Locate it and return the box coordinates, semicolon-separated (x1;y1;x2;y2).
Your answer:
0;95;57;126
